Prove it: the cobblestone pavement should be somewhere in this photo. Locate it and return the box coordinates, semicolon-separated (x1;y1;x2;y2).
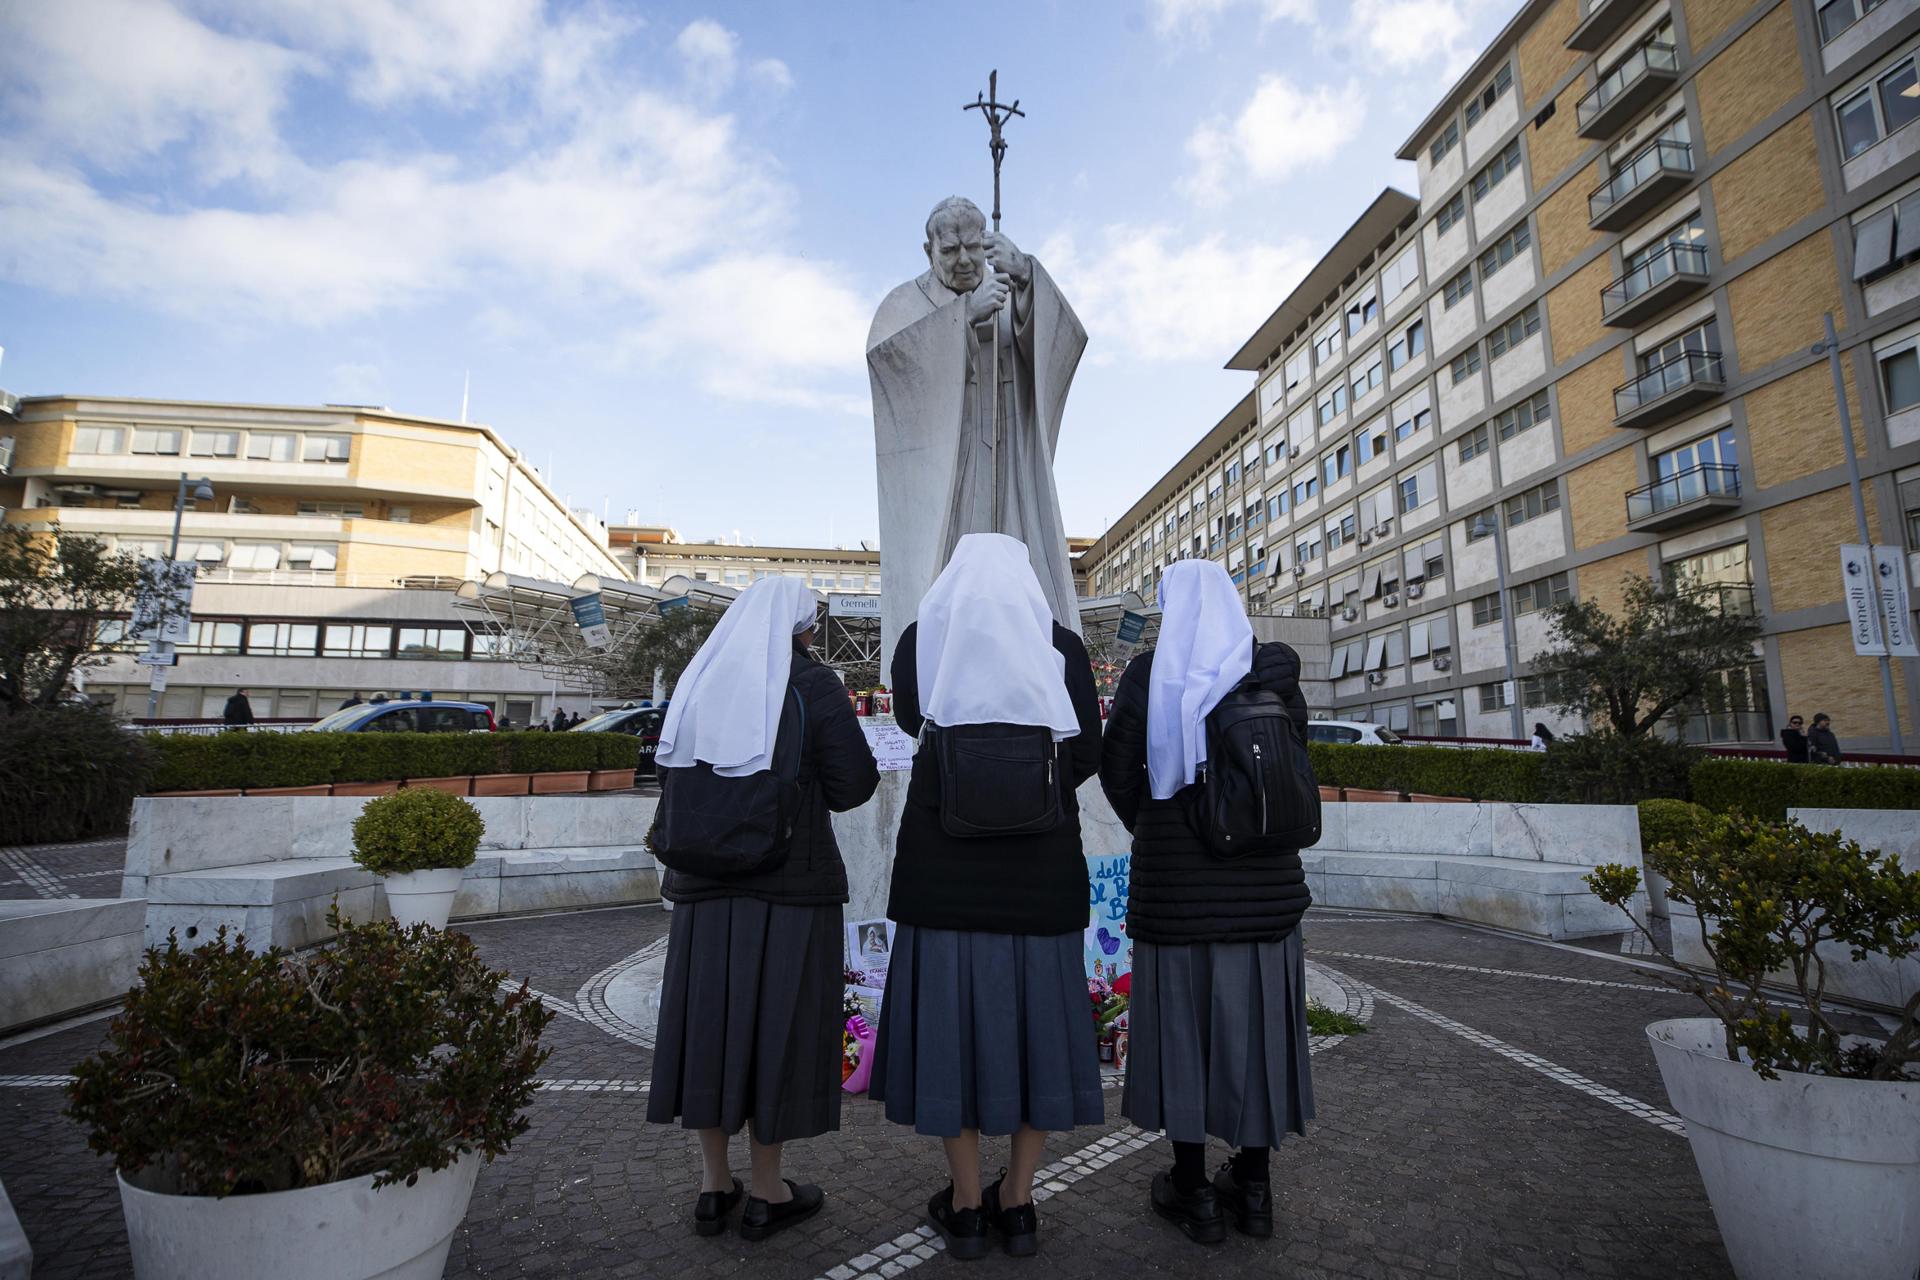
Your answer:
0;839;128;901
0;905;1734;1278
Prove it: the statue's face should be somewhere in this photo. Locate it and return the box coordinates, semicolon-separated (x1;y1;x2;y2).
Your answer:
925;212;987;294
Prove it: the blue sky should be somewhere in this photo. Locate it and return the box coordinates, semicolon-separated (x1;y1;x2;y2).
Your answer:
0;0;1515;549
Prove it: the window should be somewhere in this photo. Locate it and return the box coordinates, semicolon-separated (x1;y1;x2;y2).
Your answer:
1478;681;1512;712
1226;461;1242;487
131;428;182;455
177;620;244;654
1488;304;1542;358
1471;139;1523;202
398;627;468;659
1664;542;1755;614
1284;348;1311;394
227;542;282;571
1502;480;1562;527
1819;0;1887;43
1497;390;1552;440
1382;245;1420;298
1357;417;1390;463
1388;319;1426;371
301;434;351;463
1458;424;1491;462
1436;192;1467;235
1321;444;1354;487
296;501;364;518
1268;492;1288;522
246;432;297;462
388;505;412;523
1464;507;1497;541
1393;395;1433;441
1313;317;1342;366
1398;465;1434;514
1670;660;1773;744
1350;358;1383;401
1510;572;1573;616
189;430;239;457
1882;343;1920;412
1519;672;1578;708
287;543;338;570
1292;472;1319;504
72;426;125;454
1471;592;1504;626
246;622;319;656
1296;536;1322;563
1442;266;1475;309
1327;516;1349;551
1414;697;1459;736
1478;222;1532;280
1836;53;1919;160
1317;384;1349;424
1346;286;1380;336
1901;478;1920;547
1464;63;1513;128
1450;346;1483;386
1429;120;1460;164
1856;191;1920;283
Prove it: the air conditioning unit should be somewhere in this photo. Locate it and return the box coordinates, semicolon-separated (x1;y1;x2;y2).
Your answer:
1358;531;1373;545
1406;583;1424;600
1433;655;1452;671
1383;592;1400;607
1367;671;1386;685
56;483;99;497
1292;566;1306;578
1289;445;1303;459
1371;523;1389;537
1341;606;1358;622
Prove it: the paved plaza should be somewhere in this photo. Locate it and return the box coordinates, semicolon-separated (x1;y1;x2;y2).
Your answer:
0;841;1742;1280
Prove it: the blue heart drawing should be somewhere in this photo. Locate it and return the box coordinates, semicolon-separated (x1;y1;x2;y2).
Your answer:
1096;927;1121;956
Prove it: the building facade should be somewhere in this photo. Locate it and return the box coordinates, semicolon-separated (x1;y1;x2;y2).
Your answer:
1085;0;1920;748
609;524;884;595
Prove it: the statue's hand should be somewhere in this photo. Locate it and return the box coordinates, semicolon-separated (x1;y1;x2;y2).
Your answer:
984;233;1030;287
967;270;1013;325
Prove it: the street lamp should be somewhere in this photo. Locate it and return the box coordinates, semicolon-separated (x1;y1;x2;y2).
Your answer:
1471;513;1525;742
145;474;214;718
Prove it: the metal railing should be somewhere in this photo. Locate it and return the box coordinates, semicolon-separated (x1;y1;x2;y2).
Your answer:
1577;40;1679;129
1614;349;1725;416
1589;138;1693;220
1602;242;1709;314
1625;462;1740;521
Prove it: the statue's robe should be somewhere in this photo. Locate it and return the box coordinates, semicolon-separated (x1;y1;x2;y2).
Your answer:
866;262;1087;672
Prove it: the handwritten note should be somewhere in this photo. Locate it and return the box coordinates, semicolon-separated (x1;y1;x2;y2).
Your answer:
860;722;916;772
1084;853;1132;986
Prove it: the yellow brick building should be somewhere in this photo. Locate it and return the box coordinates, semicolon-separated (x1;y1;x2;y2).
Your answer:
1084;0;1920;749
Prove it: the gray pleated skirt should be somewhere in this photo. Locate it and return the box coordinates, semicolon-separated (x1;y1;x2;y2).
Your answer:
870;925;1105;1138
1121;932;1315;1148
645;897;843;1143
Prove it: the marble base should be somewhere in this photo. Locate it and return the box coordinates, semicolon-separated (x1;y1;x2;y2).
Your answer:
0;1178;27;1280
0;898;146;1032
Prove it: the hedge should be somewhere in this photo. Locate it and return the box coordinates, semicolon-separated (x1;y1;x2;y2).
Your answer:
0;706;152;844
1308;743;1547;802
146;731;640;793
1636;798;1709;856
1689;757;1920;819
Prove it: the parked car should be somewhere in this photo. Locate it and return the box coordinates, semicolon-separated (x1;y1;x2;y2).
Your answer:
1306;719;1402;746
307;700;496;734
572;705;667;776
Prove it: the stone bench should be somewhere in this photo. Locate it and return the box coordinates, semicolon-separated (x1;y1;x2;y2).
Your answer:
0;1177;28;1280
0;898;146;1032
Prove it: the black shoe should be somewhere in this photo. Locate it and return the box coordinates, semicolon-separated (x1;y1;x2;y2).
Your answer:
739;1180;824;1242
927;1184;992;1261
1212;1164;1273;1239
693;1178;743;1237
982;1171;1039;1257
1150;1169;1225;1244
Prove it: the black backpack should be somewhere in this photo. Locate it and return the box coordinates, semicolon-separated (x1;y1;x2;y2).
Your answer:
650;688;807;878
1185;676;1320;857
930;722;1064;838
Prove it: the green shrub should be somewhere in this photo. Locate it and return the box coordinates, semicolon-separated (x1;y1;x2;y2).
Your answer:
143;729;635;792
502;731;603;774
1539;732;1700;804
1637;798;1709;858
352;788;486;875
66;910;552;1196
1691;757;1920;819
591;733;641;770
0;706;151;843
1307;742;1546;802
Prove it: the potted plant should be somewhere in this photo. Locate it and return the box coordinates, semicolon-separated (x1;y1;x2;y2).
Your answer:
352;789;485;930
66;914;552;1280
1588;814;1920;1280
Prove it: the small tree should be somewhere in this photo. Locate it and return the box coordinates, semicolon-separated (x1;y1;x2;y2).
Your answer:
0;525;153;711
1536;574;1764;737
612;607;720;700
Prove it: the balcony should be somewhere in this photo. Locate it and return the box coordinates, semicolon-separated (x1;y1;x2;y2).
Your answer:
1614;351;1726;428
1625;463;1742;532
1601;243;1711;328
1578;41;1681;138
1589;139;1694;232
1566;0;1652;51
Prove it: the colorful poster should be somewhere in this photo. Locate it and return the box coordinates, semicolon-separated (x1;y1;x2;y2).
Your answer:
1084;852;1132;987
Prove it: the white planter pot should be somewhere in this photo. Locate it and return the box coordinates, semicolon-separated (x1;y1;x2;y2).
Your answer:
382;867;466;930
1647;1018;1920;1280
118;1153;480;1280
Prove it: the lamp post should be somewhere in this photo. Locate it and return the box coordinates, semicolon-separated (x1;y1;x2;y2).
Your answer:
1472;513;1525;742
144;473;214;719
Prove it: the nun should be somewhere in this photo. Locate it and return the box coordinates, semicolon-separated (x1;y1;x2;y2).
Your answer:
646;577;881;1240
1097;559;1314;1245
869;533;1106;1261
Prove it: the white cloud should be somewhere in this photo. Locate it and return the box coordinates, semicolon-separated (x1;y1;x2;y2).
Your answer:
749;58;794;92
1345;0;1503;73
1152;0;1314;35
675;18;739;96
1040;225;1316;364
1184;74;1362;205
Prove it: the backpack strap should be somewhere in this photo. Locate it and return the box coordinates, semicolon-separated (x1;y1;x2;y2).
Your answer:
775;685;807;783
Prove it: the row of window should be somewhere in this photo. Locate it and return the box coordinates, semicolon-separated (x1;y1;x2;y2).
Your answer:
71;426;353;463
101;618;505;660
1469;571;1572;626
111;537;340;571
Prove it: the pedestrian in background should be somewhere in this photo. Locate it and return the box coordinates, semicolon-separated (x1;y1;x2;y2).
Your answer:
222;688;255;729
870;533;1105;1261
1780;714;1809;763
1808;713;1843;765
1529;722;1555;752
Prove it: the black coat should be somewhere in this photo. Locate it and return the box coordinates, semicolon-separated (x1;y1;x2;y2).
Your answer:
1098;641;1314;946
222;693;254;726
885;621;1103;937
1809;726;1843;765
661;646;880;907
1780;728;1809;764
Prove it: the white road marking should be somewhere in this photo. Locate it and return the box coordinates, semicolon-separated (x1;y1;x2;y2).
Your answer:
1314;950;1678;994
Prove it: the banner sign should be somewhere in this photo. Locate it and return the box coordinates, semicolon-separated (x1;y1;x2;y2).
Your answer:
130;559;195;644
1116;610;1147;646
828;592;882;618
656;595;690;616
1842;545;1887;656
569;592;611;649
1871;545;1918;659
